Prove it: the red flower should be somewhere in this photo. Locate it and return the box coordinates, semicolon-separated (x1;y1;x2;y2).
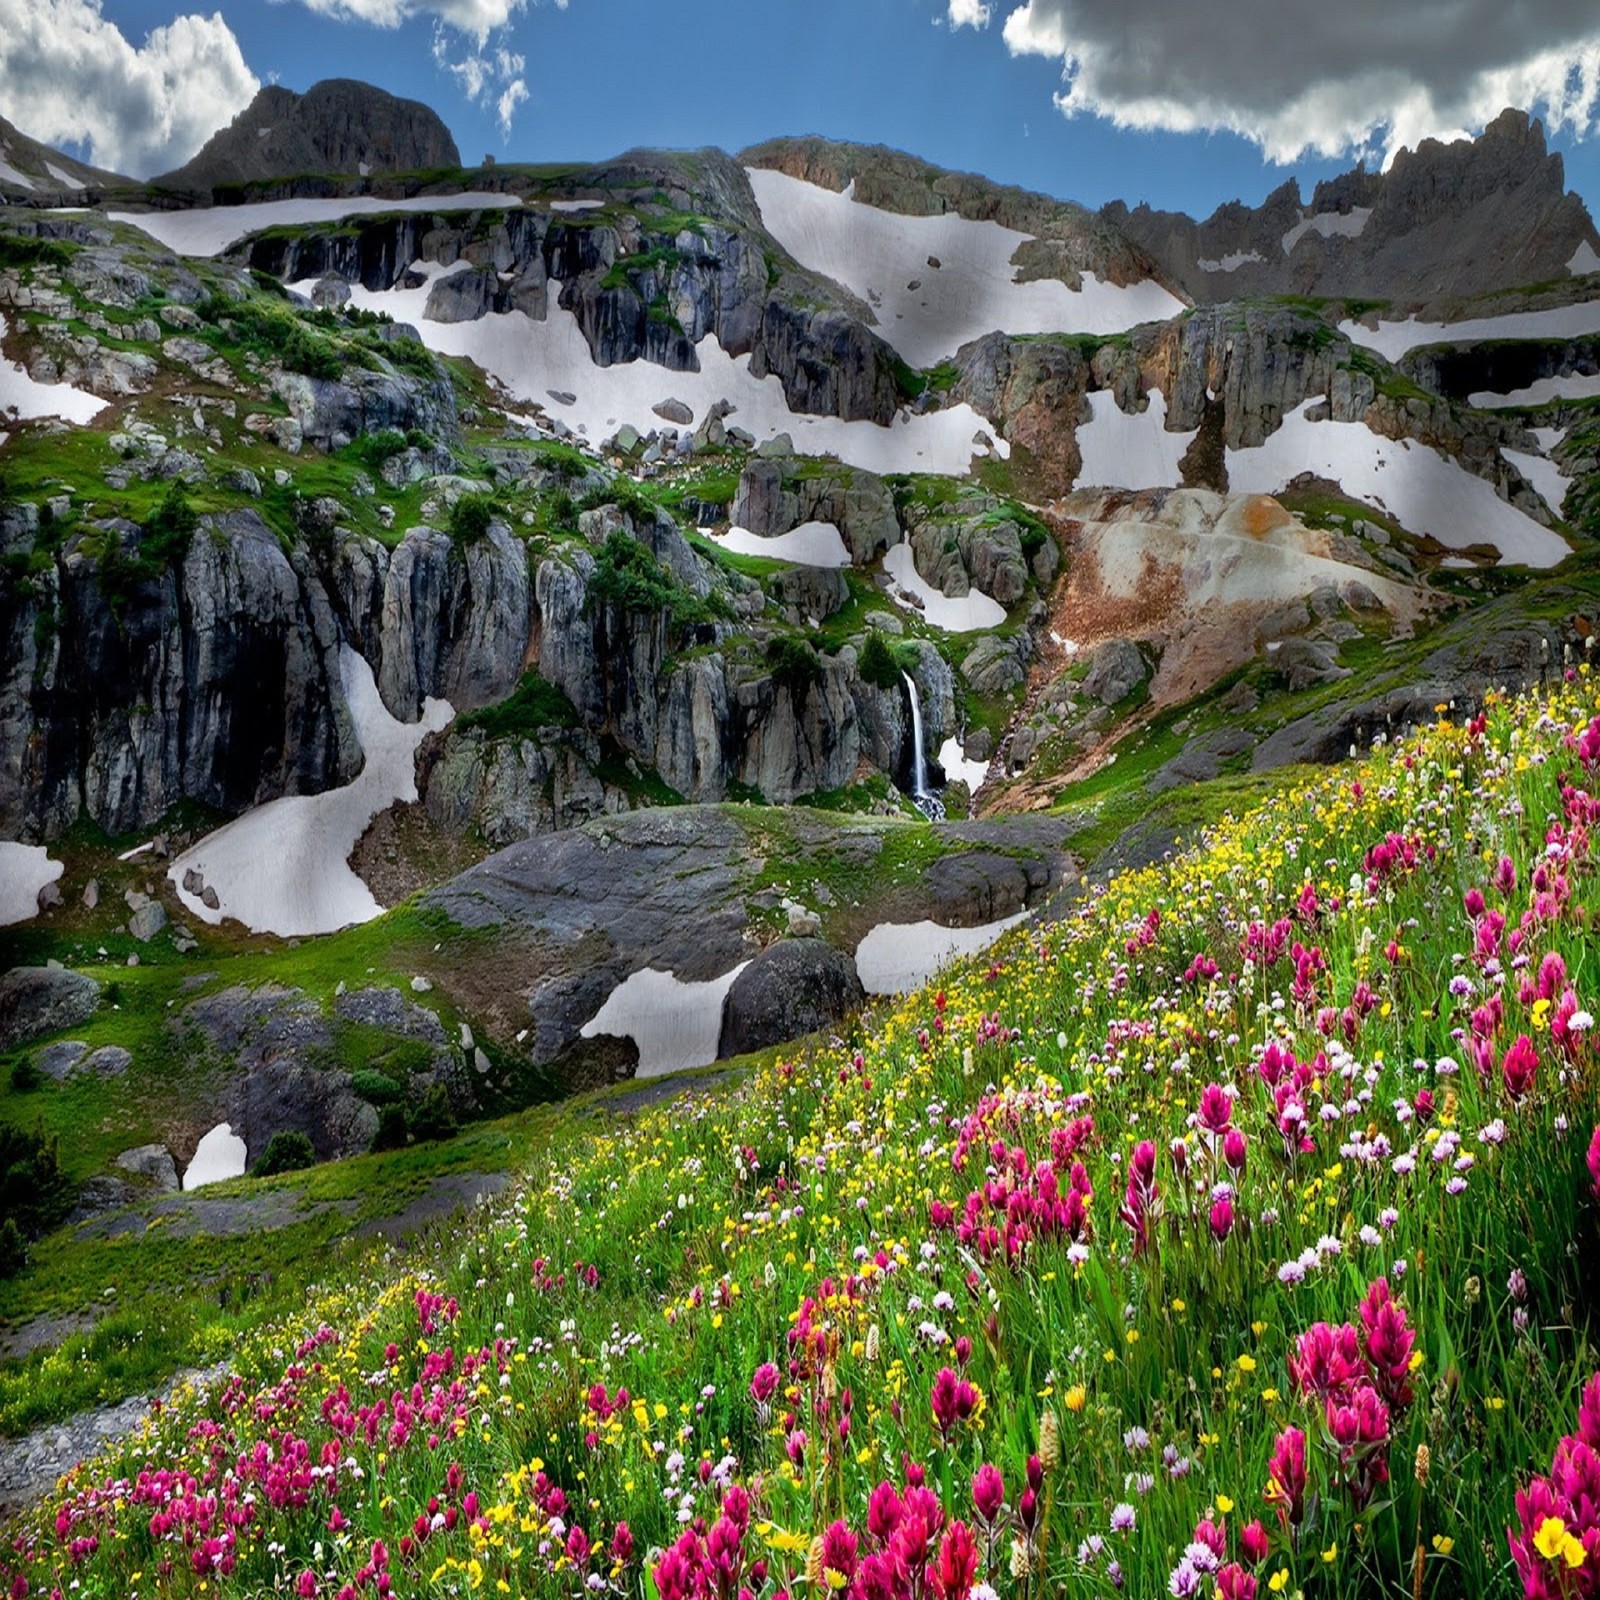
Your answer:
935;1521;978;1600
971;1464;1005;1524
1501;1033;1539;1100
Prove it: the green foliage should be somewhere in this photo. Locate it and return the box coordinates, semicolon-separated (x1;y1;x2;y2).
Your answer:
349;1070;406;1107
764;633;823;700
457;672;580;741
579;477;656;524
587;531;679;614
141;482;198;566
0;1219;26;1281
408;1084;458;1143
251;1131;317;1178
0;1123;73;1240
0;233;75;271
9;1058;42;1093
858;630;914;690
370;1104;410;1153
448;494;496;544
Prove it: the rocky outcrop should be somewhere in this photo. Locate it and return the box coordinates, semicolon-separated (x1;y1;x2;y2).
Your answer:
2;508;359;838
420;806;1075;1078
154;79;460;194
718;938;865;1057
732;457;899;563
271;358;458;453
1105;109;1600;311
0;968;100;1049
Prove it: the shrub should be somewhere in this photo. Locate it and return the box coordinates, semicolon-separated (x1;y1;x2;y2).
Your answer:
10;1057;42;1093
251;1131;316;1178
0;1219;26;1280
370;1104;409;1153
349;1069;406;1106
457;671;579;740
858;630;911;690
0;1123;72;1237
408;1084;458;1143
448;494;496;544
765;634;823;700
587;531;679;614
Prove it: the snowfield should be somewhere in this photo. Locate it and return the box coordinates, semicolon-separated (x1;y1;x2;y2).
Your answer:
746;167;1184;369
0;842;64;926
937;736;990;794
0;312;108;426
1503;446;1569;515
580;963;751;1077
1224;402;1569;567
1076;389;1197;491
329;262;1005;477
1198;251;1265;273
1341;300;1600;360
1468;372;1600;408
108;192;523;258
1569;241;1600;276
709;522;852;567
168;647;452;937
1281;208;1371;254
855;913;1032;996
883;541;1007;631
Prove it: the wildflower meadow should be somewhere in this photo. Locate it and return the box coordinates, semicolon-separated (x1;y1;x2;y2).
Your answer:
6;676;1600;1600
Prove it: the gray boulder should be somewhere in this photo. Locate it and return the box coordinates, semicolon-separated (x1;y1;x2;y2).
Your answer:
1083;639;1147;705
718;939;865;1058
0;968;99;1049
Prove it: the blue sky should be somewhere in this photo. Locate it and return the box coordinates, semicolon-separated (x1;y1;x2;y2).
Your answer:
7;0;1600;216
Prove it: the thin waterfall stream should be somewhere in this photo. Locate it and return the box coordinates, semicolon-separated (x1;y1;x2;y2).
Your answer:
902;672;946;821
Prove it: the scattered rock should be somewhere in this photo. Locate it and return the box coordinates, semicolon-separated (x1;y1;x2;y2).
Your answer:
114;1144;179;1192
0;967;100;1049
128;902;169;942
1083;639;1147;706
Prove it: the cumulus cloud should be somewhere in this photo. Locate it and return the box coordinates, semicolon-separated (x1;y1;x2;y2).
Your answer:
0;0;258;177
964;0;1600;165
430;25;528;137
947;0;992;28
299;0;530;47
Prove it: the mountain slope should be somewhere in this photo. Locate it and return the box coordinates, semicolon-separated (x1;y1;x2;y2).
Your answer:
0;115;131;199
152;79;461;195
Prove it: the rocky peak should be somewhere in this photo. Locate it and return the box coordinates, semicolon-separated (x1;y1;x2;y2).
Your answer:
153;79;461;195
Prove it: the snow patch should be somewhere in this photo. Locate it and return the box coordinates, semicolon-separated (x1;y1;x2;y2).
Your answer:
1468;371;1600;408
580;963;751;1077
1225;402;1568;567
855;912;1032;996
1198;250;1264;272
183;1124;248;1191
44;162;84;190
1569;241;1600;276
167;646;452;936
1341;301;1600;361
746;166;1183;369
0;312;108;426
1076;388;1197;491
337;266;1003;478
0;843;64;926
0;148;35;190
711;522;851;567
1503;446;1568;515
883;541;1007;631
1281;208;1371;254
549;199;603;213
937;736;989;795
108;192;522;258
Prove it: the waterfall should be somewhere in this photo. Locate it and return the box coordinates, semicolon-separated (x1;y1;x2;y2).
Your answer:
902;672;945;820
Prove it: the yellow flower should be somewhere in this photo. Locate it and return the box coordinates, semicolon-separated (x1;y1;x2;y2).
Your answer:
1431;1535;1454;1556
1268;1568;1289;1592
1323;1541;1338;1563
1063;1384;1087;1415
1237;1354;1257;1373
1534;1518;1568;1561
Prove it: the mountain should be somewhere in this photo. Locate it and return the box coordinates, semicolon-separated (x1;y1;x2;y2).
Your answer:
151;79;461;196
1104;107;1600;310
0;115;131;200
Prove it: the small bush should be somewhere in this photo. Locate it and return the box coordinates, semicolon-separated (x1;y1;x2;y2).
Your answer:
251;1131;317;1178
0;1219;26;1280
458;671;580;741
370;1104;409;1153
10;1057;42;1093
448;494;496;544
350;1069;406;1106
408;1084;458;1143
858;631;911;691
765;634;823;700
587;531;678;614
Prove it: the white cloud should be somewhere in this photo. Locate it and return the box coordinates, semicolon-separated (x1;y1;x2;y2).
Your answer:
299;0;526;46
0;0;258;177
430;25;528;138
992;0;1600;165
947;0;992;28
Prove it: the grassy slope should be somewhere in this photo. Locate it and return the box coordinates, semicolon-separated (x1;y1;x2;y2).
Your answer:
1;677;1596;1599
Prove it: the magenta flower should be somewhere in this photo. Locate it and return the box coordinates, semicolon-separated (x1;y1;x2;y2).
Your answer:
1502;1033;1539;1101
1223;1127;1249;1172
1217;1564;1257;1600
971;1463;1005;1524
1198;1083;1234;1135
1588;1123;1600;1200
1240;1520;1270;1564
1264;1427;1307;1528
1209;1195;1235;1242
1359;1278;1416;1410
749;1362;779;1406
